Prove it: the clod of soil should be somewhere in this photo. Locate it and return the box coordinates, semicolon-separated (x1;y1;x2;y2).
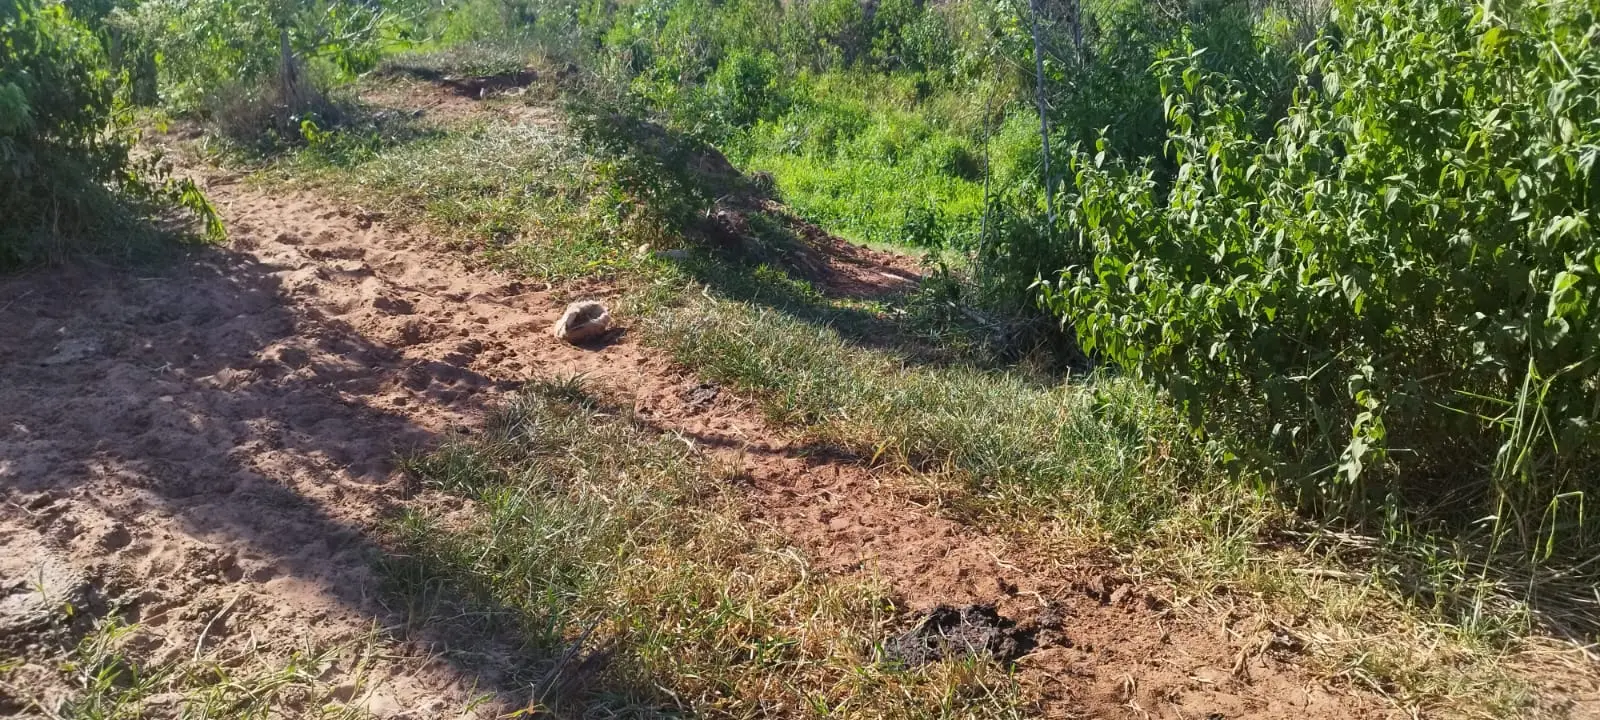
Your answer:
881;604;1035;667
683;381;720;412
0;557;92;647
551;300;612;344
380;65;540;99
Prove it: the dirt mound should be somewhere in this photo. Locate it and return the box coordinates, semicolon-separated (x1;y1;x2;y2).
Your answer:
882;604;1036;666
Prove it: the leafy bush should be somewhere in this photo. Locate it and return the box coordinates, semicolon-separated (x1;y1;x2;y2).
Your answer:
110;0;415;149
1044;0;1599;550
2;0;196;264
704;48;783;128
1;1;118;181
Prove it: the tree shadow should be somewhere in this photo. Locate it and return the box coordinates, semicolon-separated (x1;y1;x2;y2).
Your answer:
567;108;1077;376
0;244;680;715
564;108;1600;648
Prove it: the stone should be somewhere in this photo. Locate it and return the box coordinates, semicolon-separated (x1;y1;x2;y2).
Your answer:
551;301;612;344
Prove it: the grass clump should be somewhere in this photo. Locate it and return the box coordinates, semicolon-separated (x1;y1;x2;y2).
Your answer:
384;377;1028;717
289;114;667;282
1;619;384;719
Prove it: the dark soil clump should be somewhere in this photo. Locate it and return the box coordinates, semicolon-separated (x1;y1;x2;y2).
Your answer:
381;65;540;98
882;604;1036;666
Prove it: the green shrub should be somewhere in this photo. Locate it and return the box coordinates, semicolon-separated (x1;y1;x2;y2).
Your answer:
2;0;145;264
1044;0;1600;551
705;48;783;128
110;0;411;148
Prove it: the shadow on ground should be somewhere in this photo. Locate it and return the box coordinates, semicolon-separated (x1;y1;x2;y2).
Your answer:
0;245;681;716
568;107;1079;374
564;104;1600;648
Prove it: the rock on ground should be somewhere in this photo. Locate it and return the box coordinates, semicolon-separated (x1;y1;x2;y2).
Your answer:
551;301;612;344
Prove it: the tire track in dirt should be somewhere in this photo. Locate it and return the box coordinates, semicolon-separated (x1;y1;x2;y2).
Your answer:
1;141;1383;719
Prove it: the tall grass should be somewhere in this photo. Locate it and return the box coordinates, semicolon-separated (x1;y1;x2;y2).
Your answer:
729;73;992;251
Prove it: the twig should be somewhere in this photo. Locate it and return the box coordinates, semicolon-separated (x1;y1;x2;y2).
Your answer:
1027;0;1055;224
195;592;244;662
0;290;34;314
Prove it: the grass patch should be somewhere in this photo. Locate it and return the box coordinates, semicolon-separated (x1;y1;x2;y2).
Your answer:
728;73;993;251
642;287;1265;563
379;40;544;80
0;619;384;719
382;376;1029;717
644;294;1194;539
285;114;667;283
639;287;1554;717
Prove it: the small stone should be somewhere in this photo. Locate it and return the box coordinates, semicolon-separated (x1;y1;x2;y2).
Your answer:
274;346;311;368
551;301;612;344
656;249;692;262
373;296;415;315
39;336;101;366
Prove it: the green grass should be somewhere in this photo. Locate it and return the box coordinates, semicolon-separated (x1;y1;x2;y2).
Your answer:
382;377;1029;718
728;73;995;251
283;114;670;283
644;294;1196;539
1;620;384;719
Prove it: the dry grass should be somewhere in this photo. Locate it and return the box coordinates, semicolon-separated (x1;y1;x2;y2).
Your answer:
0;620;386;719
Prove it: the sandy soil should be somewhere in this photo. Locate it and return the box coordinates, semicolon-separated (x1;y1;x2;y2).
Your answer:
0;88;1430;719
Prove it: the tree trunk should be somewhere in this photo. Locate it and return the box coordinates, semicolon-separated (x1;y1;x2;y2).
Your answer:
278;28;308;113
1029;0;1055;224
